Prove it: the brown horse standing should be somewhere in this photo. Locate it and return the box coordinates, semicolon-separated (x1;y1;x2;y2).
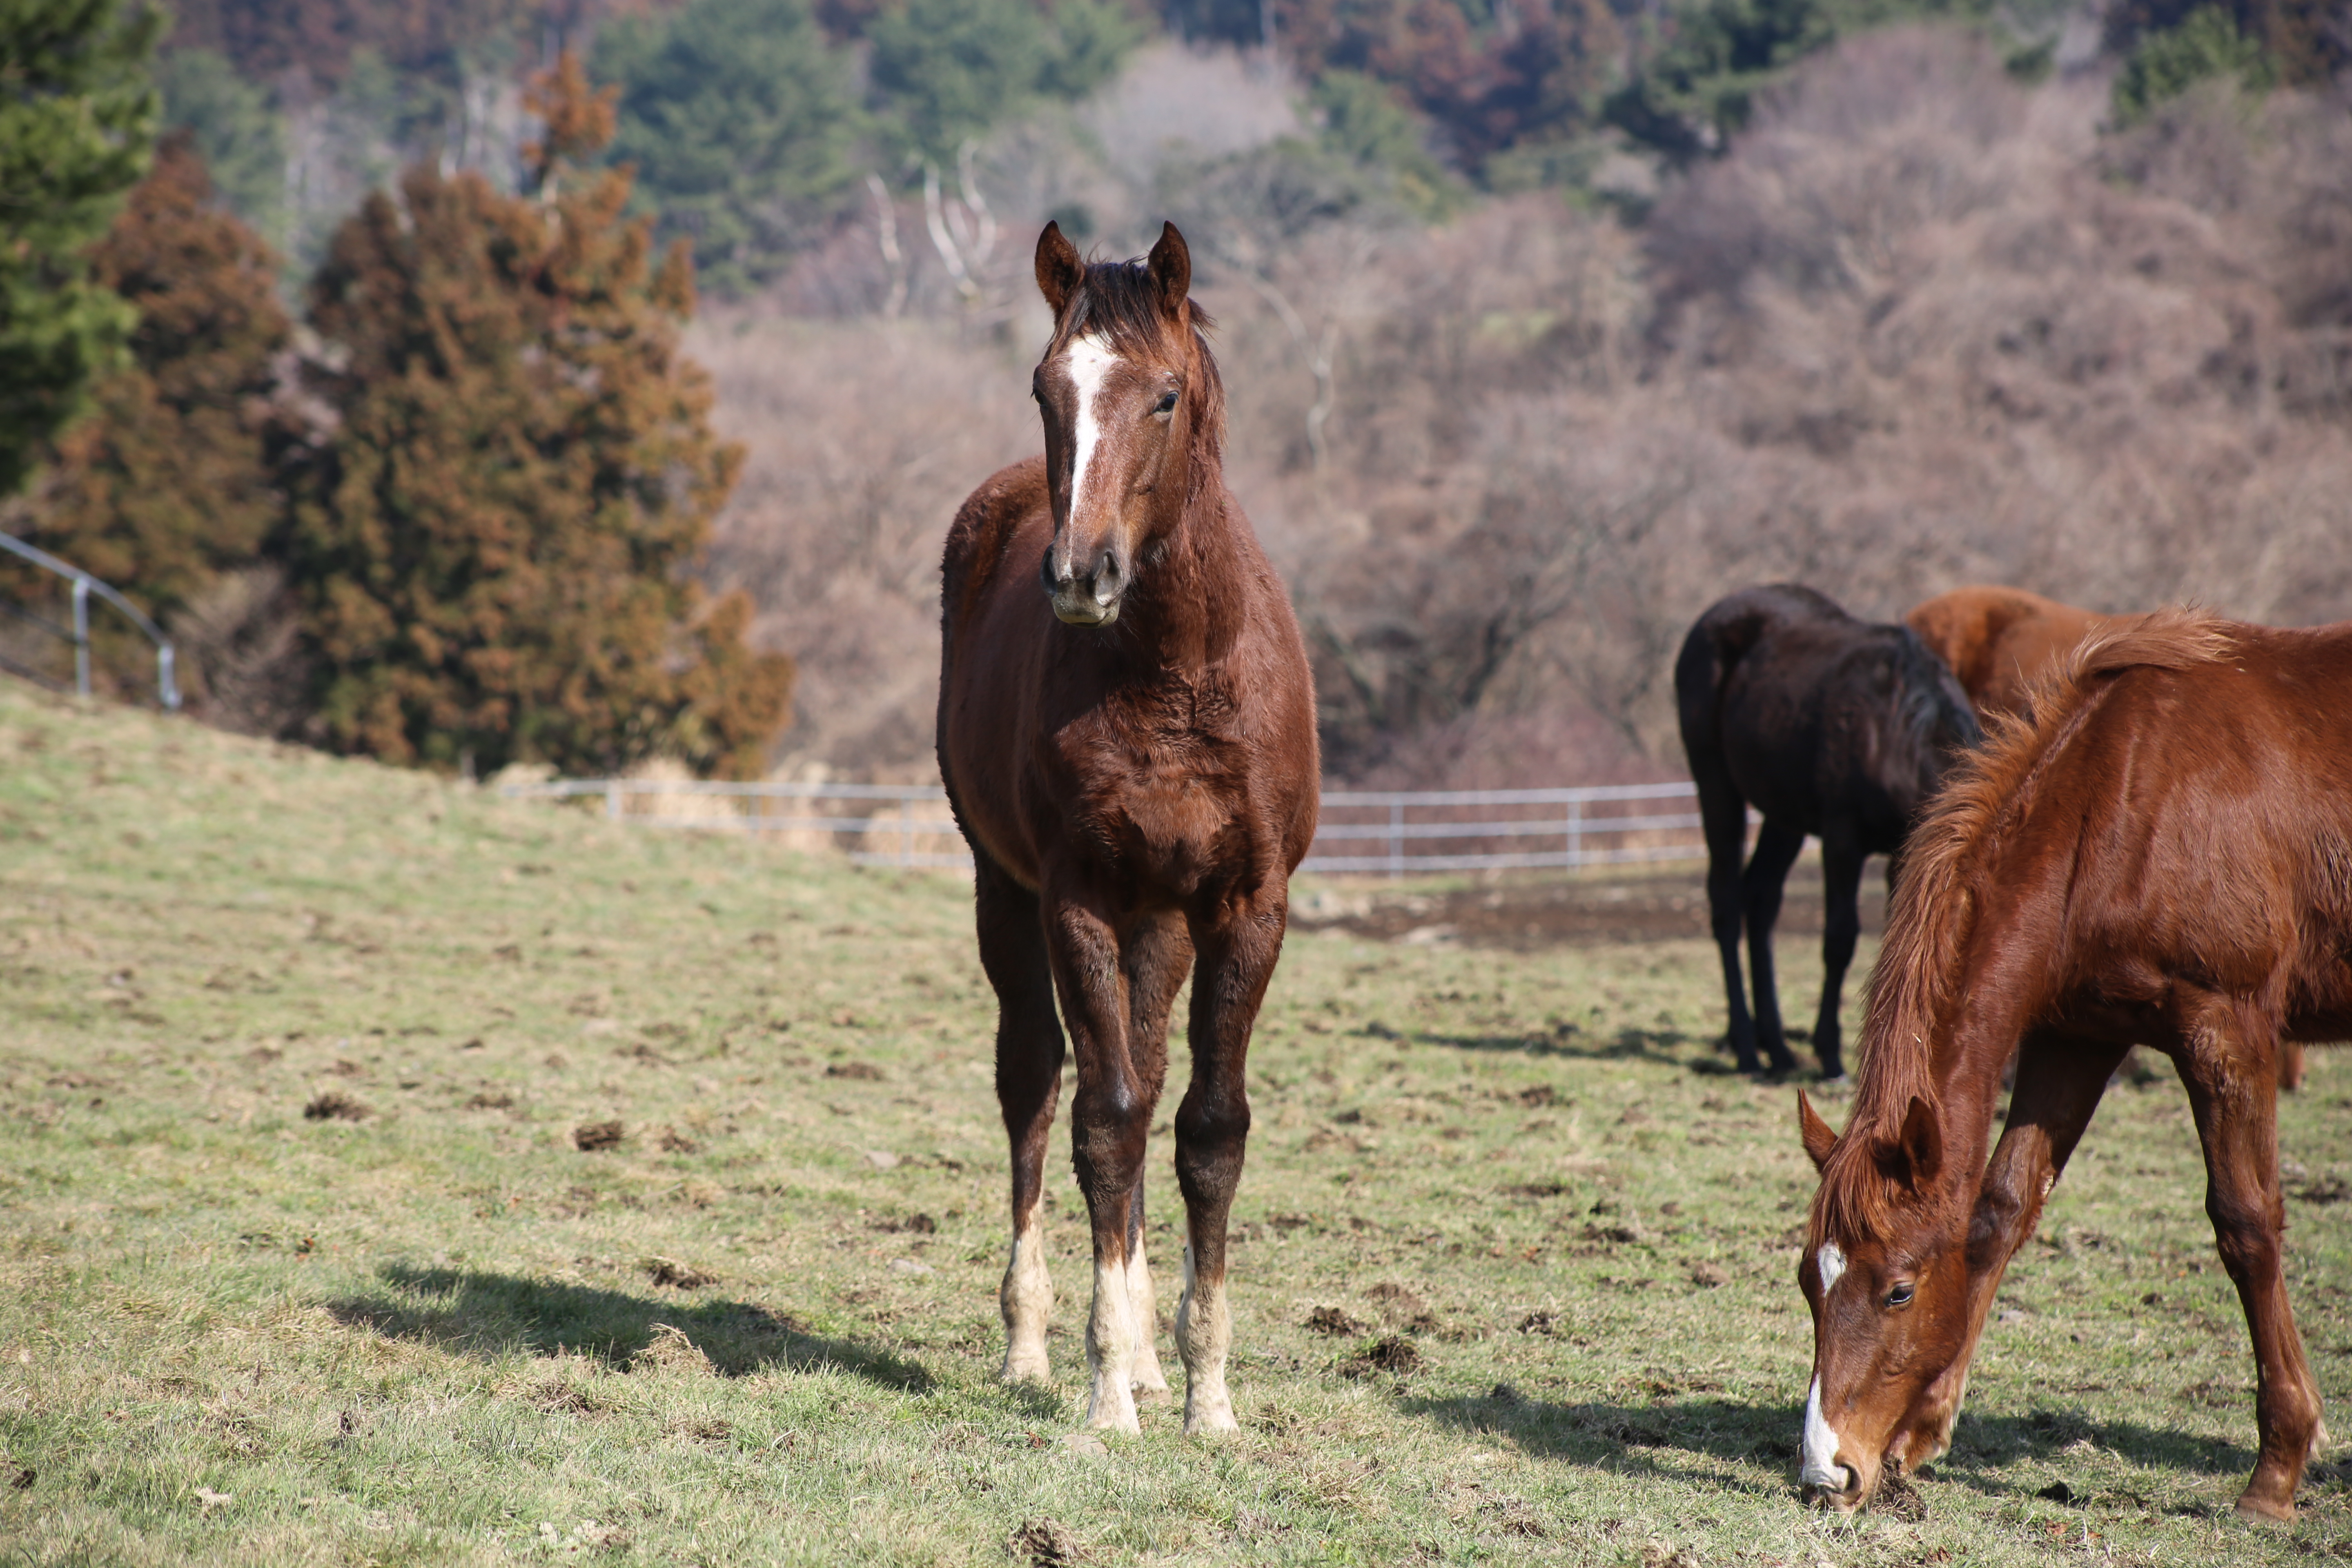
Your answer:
1904;586;2121;722
936;223;1318;1434
1794;610;2345;1521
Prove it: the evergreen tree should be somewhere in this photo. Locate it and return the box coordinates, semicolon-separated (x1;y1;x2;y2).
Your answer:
0;0;162;497
595;0;860;296
154;47;286;239
278;53;793;778
1606;0;1992;160
867;0;1139;167
31;133;291;622
2110;4;2276;124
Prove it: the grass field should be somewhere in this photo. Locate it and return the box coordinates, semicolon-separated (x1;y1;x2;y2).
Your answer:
0;681;2347;1566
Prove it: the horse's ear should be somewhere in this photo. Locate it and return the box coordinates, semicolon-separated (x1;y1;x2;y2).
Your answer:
1875;1094;1944;1191
1147;221;1191;318
1798;1091;1838;1173
1036;222;1082;317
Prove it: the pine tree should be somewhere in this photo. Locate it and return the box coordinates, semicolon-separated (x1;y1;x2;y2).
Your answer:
31;133;291;620
0;0;161;497
596;0;860;296
278;52;793;778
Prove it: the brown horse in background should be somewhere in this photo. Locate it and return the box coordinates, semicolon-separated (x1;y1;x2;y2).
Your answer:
1794;610;2346;1522
1677;585;1982;1079
936;223;1319;1434
1904;586;2122;722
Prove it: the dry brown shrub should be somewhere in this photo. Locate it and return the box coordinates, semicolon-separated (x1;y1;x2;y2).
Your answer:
687;316;1034;777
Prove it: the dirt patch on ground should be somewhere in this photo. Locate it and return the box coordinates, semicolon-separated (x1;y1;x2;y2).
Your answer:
1291;863;1890;951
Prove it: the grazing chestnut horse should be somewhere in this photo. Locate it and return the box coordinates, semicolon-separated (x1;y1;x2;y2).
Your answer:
1795;610;2345;1522
1676;585;1981;1078
1903;586;2122;722
936;222;1318;1434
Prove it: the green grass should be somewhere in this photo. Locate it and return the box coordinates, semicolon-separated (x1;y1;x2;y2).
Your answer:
0;680;2347;1565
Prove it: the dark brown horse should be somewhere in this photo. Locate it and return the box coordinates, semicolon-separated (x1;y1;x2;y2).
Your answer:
1904;585;2123;724
1676;584;1981;1078
936;223;1319;1434
1795;610;2345;1521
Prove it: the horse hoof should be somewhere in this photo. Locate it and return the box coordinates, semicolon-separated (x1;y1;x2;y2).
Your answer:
2233;1493;2294;1525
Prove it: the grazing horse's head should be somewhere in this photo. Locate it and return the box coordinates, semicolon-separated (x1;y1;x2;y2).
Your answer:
1030;220;1217;627
1795;1091;1975;1511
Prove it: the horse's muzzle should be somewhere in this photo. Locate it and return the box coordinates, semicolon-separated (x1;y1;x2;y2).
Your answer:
1042;541;1127;626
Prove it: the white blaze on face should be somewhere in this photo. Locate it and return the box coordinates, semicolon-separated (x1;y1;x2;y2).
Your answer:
1801;1375;1848;1489
1063;335;1122;536
1817;1241;1848;1297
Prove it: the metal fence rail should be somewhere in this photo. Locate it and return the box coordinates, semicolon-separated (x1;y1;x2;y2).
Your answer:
0;531;179;709
504;776;1715;878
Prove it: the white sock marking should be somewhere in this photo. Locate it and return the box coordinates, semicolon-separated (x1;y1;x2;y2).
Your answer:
1816;1241;1847;1296
1800;1375;1848;1489
1063;336;1120;575
1000;1220;1052;1383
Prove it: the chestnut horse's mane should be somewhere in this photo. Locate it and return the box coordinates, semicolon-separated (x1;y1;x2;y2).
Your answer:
1815;606;2239;1241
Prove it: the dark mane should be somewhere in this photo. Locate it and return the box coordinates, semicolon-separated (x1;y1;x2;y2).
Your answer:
1047;254;1218;360
1811;606;2237;1245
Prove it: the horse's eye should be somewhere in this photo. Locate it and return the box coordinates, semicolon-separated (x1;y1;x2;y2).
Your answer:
1886;1283;1915;1308
1154;391;1178;415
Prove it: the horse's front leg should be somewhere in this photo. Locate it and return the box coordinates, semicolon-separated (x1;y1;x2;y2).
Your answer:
1896;1029;2127;1472
974;856;1066;1384
1043;891;1151;1432
2176;1002;2324;1521
1175;884;1285;1435
1120;909;1193;1399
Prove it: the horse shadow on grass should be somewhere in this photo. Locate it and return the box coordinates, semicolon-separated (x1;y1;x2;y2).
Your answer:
1406;1389;2258;1510
1415;1023;1699;1070
327;1263;1060;1414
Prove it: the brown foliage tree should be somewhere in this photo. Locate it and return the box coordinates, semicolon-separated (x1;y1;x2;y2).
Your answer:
27;133;291;618
277;53;792;778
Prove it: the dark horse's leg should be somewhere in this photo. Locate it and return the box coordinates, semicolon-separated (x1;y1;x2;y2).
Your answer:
1696;766;1762;1071
1742;821;1806;1075
974;854;1067;1384
1041;883;1156;1431
1174;882;1286;1434
2172;993;2324;1521
1893;1026;2127;1473
1119;908;1193;1398
1811;829;1865;1080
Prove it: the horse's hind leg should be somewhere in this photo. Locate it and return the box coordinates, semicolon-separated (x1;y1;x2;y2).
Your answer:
1120;909;1193;1397
1175;887;1285;1435
975;856;1065;1384
1696;770;1760;1071
1741;821;1806;1075
1810;830;1864;1080
2174;999;2324;1521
